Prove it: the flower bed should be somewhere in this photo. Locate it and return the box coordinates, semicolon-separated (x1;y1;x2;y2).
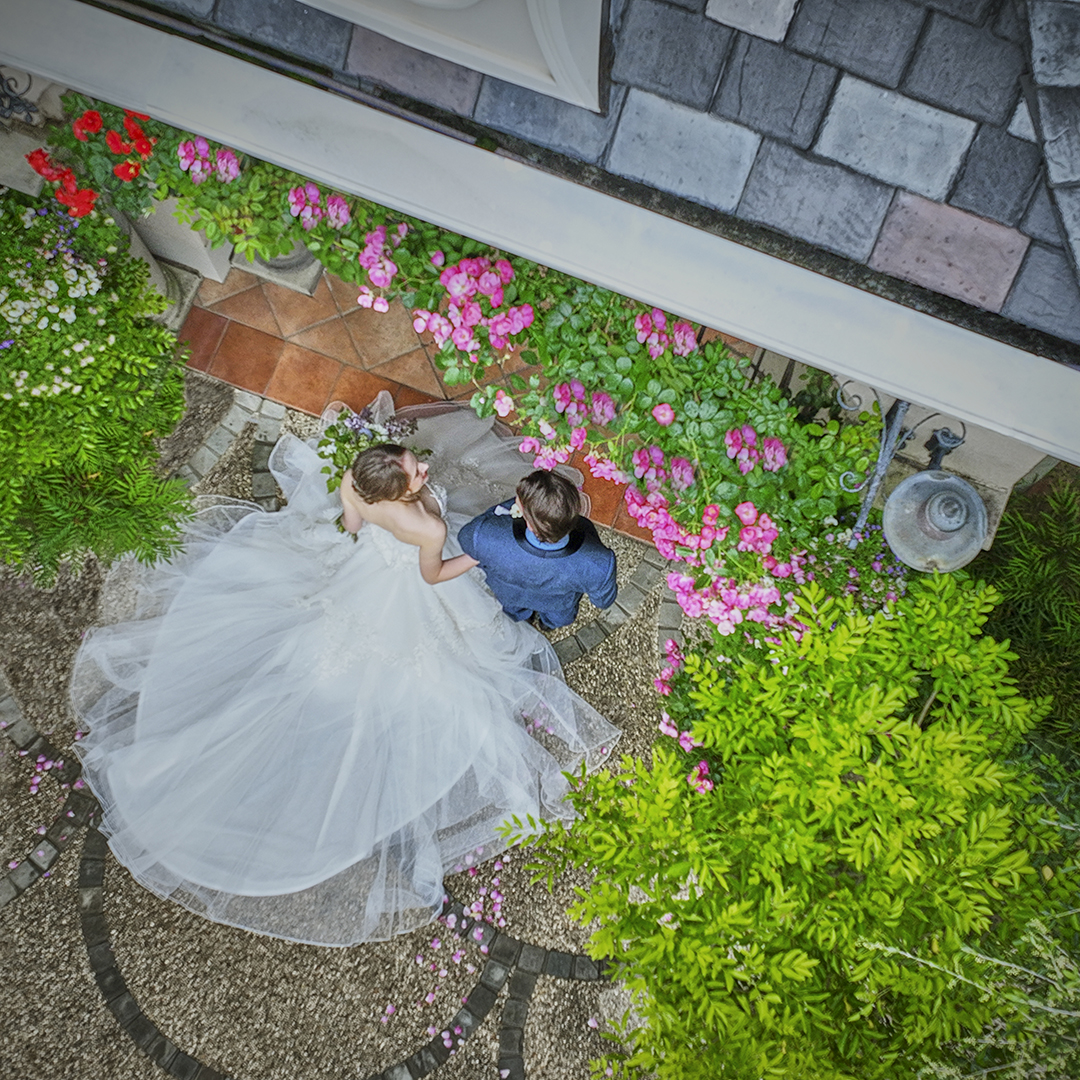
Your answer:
0;188;188;581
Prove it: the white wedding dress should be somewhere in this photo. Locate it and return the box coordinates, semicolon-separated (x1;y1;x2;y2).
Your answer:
71;401;620;947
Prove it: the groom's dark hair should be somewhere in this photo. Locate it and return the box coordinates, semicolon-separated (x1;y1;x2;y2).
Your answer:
516;470;581;543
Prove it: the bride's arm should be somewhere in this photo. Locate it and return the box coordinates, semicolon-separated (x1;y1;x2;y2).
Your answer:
416;518;479;585
338;471;366;534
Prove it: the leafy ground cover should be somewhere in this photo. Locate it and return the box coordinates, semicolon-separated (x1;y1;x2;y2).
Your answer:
0;188;187;582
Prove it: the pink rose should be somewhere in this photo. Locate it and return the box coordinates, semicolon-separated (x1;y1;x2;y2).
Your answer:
734;502;758;525
652;403;675;426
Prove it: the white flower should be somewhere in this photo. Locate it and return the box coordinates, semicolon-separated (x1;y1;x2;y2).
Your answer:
63;268;78;283
72;385;82;393
107;334;115;345
36;316;48;329
60;307;76;324
72;342;84;352
61;366;71;374
47;304;59;314
44;363;53;370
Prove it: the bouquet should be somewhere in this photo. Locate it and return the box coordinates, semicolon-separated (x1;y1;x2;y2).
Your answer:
317;404;420;492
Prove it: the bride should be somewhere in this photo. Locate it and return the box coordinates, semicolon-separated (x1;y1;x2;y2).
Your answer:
71;397;620;947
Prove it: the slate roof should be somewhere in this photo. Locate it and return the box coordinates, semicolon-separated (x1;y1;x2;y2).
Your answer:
103;0;1080;363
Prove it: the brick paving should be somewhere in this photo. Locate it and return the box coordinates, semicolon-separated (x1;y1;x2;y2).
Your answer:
177;265;759;538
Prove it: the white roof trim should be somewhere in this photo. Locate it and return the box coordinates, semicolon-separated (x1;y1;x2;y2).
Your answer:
4;0;1079;465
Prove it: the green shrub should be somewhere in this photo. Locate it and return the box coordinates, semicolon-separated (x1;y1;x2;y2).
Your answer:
525;574;1065;1080
0;190;189;583
975;479;1080;754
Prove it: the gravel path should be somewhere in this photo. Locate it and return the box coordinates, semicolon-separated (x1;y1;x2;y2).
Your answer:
0;377;675;1080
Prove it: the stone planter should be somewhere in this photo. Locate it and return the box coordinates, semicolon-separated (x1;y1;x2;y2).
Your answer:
233;238;323;295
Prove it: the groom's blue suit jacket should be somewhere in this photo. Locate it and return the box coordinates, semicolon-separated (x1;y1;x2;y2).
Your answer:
458;501;617;628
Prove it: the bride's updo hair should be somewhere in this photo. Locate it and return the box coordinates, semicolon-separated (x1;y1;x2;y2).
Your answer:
350;444;420;503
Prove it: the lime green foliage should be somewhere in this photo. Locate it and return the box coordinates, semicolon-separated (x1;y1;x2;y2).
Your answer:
0;190;188;583
975;479;1080;752
530;575;1062;1080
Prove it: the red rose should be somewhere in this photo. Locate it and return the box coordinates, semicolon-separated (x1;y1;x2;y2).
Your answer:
113;161;141;182
57;169;78;194
105;129;133;155
123;114;144;141
26;148;65;181
56;185;97;217
71;120;89;142
134;136;153;159
80;110;103;133
125;109;150;120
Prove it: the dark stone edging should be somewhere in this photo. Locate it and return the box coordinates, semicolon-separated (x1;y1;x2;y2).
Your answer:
364;898;611;1080
76;828;611;1080
0;679;89;910
552;543;679;667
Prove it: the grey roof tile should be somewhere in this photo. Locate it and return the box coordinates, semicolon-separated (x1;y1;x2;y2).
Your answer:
473;81;626;164
1030;1;1080;87
611;0;733;110
711;34;837;149
1007;98;1038;141
607;88;760;212
949;125;1043;226
704;0;799;41
736;141;894;260
148;0;214;15
1053;185;1080;274
213;0;352;70
345;27;481;116
924;0;996;23
1038;86;1080;184
787;0;925;89
902;13;1026;125
1021;179;1067;246
869;191;1030;312
993;0;1028;43
1002;243;1080;345
814;76;976;201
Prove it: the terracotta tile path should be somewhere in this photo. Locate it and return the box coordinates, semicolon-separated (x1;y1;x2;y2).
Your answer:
178;266;756;541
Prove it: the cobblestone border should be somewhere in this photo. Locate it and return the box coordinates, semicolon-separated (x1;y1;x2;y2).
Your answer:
78;825;228;1080
76;829;611;1080
552;544;683;668
0;677;92;909
361;897;611;1080
173;389;285;501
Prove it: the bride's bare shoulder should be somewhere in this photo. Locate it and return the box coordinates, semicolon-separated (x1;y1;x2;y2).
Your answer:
368;498;444;546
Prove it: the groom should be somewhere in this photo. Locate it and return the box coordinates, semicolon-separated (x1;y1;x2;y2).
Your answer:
457;469;617;630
